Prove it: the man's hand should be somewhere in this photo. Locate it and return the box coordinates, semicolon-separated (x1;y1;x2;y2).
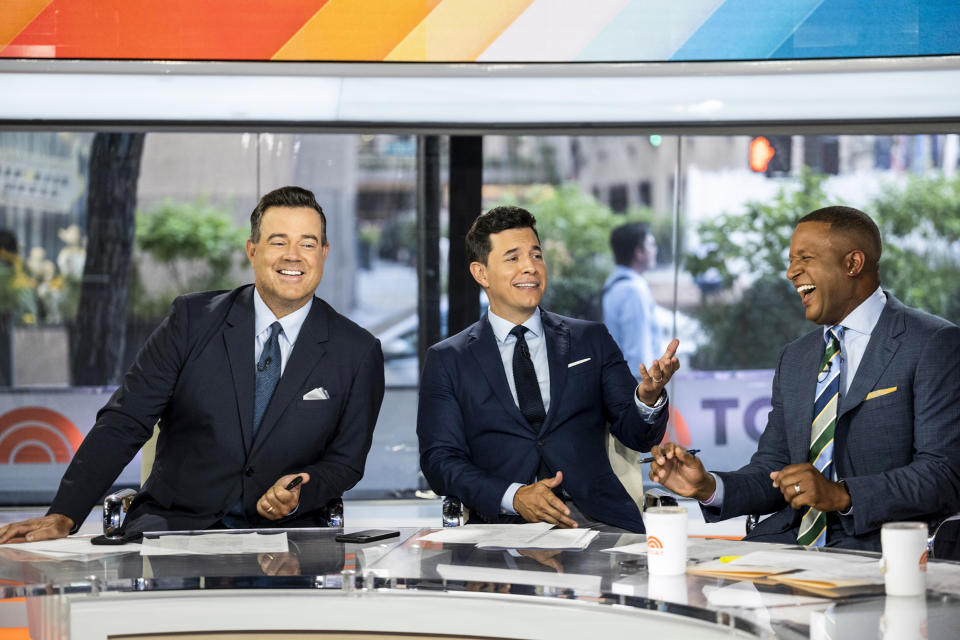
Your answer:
771;464;851;512
648;443;715;502
257;473;310;520
0;514;74;544
637;339;681;406
257;551;301;576
518;548;564;573
513;471;577;528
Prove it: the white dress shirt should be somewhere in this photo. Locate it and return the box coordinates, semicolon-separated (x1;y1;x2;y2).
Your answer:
253;289;313;376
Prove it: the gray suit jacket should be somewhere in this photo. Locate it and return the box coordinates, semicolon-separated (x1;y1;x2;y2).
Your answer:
703;293;960;550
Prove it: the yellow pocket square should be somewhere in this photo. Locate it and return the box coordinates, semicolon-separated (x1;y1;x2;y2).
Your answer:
865;386;897;400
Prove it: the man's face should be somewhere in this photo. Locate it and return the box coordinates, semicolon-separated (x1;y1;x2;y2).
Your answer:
471;227;546;325
637;234;658;271
246;206;329;318
786;221;857;325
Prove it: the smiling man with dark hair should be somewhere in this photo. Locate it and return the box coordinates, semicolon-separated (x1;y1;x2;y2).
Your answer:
418;206;679;532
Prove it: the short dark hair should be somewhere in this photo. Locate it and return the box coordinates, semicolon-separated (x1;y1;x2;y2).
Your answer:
610;222;651;266
465;206;540;265
798;206;882;268
250;186;327;245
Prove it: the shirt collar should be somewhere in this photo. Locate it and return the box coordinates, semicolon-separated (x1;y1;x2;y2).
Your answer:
829;286;886;340
488;307;543;345
253;288;313;345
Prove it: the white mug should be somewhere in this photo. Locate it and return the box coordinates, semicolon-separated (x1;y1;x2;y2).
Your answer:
879;521;928;596
879;595;927;640
643;506;688;576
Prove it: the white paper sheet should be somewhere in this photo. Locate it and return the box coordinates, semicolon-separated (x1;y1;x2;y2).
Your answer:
418;523;553;546
436;563;601;595
603;537;792;560
478;528;598;551
140;531;288;556
1;535;139;559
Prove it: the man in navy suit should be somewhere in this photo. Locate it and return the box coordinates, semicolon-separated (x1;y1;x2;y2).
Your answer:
0;186;384;542
418;206;679;532
650;206;960;550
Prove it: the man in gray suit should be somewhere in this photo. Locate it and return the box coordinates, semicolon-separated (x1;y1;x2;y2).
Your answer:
650;206;960;550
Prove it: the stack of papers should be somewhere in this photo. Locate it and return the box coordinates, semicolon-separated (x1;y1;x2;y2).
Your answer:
140;532;289;556
1;536;139;560
418;524;598;551
688;549;884;597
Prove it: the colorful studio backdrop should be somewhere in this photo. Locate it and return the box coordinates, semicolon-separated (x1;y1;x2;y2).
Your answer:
2;0;959;62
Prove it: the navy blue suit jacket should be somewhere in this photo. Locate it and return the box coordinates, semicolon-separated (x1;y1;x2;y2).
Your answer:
49;285;385;532
417;309;668;532
703;294;960;550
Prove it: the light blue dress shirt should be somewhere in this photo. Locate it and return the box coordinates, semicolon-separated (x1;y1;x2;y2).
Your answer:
603;265;661;377
488;307;667;514
253;289;313;376
703;287;887;508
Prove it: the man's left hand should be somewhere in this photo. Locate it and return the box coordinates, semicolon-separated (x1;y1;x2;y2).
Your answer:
770;464;850;512
257;473;310;520
637;339;680;406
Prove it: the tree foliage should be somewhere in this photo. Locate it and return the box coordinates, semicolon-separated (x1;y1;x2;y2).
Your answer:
685;168;960;370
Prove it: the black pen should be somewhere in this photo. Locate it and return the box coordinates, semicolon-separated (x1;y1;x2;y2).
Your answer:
285;476;303;491
639;448;700;464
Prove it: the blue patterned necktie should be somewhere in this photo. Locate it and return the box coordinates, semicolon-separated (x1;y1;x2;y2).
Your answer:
798;325;844;547
254;321;283;433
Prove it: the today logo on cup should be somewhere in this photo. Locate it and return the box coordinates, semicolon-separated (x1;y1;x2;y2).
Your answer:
647;535;664;556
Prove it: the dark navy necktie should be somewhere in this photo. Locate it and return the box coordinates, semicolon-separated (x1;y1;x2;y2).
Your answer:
254;321;283;432
510;325;546;431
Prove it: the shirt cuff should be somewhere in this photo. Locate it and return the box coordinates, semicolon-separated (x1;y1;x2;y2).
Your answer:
501;483;523;514
700;472;724;507
634;386;667;419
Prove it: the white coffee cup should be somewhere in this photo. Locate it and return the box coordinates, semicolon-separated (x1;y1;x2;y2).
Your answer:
643;506;688;576
879;522;928;596
647;573;688;604
879;595;927;640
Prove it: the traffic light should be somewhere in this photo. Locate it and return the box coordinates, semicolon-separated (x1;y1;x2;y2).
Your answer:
749;135;792;176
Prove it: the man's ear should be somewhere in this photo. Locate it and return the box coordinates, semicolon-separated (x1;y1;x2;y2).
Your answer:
845;249;865;276
469;261;488;288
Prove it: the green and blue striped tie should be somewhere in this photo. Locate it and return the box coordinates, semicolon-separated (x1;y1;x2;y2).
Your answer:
797;325;843;547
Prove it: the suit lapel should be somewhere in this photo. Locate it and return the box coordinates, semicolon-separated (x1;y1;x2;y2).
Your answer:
793;332;823;459
467;318;529;429
539;310;569;437
251;298;329;456
223;288;256;455
838;294;904;420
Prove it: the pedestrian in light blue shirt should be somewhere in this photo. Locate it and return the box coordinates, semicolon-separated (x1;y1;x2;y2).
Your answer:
603;223;661;377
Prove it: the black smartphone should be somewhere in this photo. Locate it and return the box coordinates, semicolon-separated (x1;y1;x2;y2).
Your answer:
334;529;400;544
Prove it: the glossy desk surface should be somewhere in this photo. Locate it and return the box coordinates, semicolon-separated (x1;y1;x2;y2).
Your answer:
1;527;959;639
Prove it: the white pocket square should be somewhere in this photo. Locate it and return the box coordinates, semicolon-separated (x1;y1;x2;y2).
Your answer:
568;358;591;368
302;387;330;400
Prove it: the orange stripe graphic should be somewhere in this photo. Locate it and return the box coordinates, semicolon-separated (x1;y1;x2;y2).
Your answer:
0;0;53;52
274;0;442;61
386;0;534;61
2;0;327;60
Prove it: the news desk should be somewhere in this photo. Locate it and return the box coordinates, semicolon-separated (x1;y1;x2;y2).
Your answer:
1;527;959;639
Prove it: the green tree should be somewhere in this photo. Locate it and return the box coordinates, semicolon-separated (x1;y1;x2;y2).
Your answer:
684;170;830;369
497;184;665;318
131;198;247;319
685;169;960;370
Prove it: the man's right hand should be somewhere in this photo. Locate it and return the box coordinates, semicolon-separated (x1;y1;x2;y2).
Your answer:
648;443;715;502
0;514;74;544
513;471;577;528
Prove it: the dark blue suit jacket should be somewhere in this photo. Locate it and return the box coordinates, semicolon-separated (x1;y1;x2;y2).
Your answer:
417;309;668;532
49;285;385;532
704;294;960;550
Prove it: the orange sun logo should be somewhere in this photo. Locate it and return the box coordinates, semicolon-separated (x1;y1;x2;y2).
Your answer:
0;407;84;463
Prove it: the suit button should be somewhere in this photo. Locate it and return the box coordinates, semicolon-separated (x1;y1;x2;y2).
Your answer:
537;440;544;447
245;467;255;477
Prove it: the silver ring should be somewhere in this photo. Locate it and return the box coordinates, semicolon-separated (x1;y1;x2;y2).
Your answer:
653;377;663;384
794;483;801;495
